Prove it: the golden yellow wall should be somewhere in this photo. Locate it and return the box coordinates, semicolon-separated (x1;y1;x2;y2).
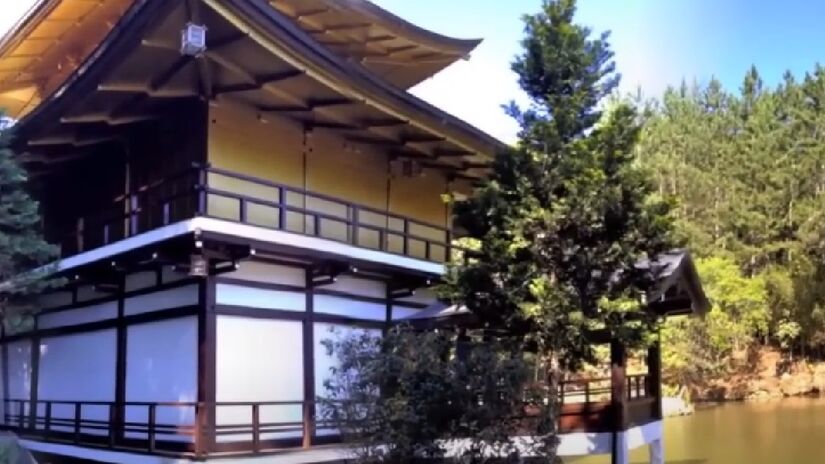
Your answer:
206;102;451;258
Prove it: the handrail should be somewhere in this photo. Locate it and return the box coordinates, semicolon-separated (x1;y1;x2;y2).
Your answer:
206;165;451;234
2;390;660;458
57;163;454;263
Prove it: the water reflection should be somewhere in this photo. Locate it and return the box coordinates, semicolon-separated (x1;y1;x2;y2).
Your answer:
568;397;825;463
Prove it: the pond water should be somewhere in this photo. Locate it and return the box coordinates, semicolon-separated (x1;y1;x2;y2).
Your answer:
568;397;825;463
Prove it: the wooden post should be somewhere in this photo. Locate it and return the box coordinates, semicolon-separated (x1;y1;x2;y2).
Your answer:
252;404;260;452
610;339;628;464
302;269;316;449
278;187;287;230
647;339;663;419
44;402;51;436
148;404;156;453
73;403;81;443
129;194;140;237
196;276;217;456
28;337;40;431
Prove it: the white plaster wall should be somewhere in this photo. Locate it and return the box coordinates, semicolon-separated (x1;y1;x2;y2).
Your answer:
313;323;381;436
390;307;424;321
5;340;31;423
124;284;199;316
324;276;385;299
226;262;306;287
313;295;385;321
216;283;305;312
38;301;118;330
7;340;32;401
37;330;116;435
215;316;304;442
125;317;197;443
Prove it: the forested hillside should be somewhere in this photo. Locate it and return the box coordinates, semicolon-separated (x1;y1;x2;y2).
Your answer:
637;66;825;390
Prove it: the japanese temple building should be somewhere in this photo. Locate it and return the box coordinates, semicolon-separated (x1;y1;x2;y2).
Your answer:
0;1;708;463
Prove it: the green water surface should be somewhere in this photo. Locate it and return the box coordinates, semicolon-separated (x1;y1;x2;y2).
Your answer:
568;398;825;463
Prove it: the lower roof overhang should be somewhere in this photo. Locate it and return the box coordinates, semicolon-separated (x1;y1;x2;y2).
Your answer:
47;217;443;286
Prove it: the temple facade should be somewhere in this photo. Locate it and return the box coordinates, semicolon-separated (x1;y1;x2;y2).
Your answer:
0;1;707;463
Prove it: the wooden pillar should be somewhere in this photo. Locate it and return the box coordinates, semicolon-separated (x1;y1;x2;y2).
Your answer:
196;275;217;456
114;273;127;443
27;336;40;430
302;269;316;448
610;339;628;464
647;338;663;420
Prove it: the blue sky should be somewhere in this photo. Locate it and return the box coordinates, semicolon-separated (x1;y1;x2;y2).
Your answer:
375;0;825;142
4;1;825;141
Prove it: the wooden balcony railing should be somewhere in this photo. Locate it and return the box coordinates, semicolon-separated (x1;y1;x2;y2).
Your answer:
1;399;329;457
57;164;453;263
2;377;659;458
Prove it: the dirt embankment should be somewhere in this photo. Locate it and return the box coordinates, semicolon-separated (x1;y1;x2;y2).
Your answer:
693;349;825;401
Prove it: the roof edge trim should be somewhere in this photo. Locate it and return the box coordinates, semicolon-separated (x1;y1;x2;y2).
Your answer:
331;0;482;56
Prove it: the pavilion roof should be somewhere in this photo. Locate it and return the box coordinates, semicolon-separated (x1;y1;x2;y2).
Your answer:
0;0;500;178
269;0;482;89
403;250;710;329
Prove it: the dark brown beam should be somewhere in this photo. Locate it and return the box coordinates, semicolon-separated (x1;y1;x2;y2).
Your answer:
185;0;202;22
196;56;214;99
361;118;407;128
346;136;405;148
214;70;303;94
213;82;260;94
402;134;446;144
207;32;247;50
434;148;472;158
307;121;362;131
308;97;356;109
257;104;311;113
150;55;193;92
308;22;372;34
386;45;418;55
295;7;329;18
364;35;395;43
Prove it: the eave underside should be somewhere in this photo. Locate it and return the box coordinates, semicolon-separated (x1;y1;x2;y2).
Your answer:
270;0;482;89
2;0;498;179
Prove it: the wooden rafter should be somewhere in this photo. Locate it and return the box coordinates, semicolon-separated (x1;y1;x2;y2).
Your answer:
307;22;372;35
294;8;329;19
257;104;311;113
360;118;407;128
433;148;472;158
212;70;303;95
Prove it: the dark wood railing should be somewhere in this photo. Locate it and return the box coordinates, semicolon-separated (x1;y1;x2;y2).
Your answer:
2;375;659;457
559;374;651;404
58;164;452;263
1;399;328;457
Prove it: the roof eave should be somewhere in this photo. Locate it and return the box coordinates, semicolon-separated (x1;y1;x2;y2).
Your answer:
333;0;483;56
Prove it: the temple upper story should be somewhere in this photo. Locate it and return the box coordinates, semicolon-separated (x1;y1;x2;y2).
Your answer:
0;0;503;272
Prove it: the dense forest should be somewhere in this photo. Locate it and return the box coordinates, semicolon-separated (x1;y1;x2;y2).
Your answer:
637;66;825;388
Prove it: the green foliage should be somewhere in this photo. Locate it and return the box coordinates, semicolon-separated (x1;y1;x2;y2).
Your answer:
638;65;825;357
320;327;553;463
447;0;675;369
0;123;60;325
661;257;769;386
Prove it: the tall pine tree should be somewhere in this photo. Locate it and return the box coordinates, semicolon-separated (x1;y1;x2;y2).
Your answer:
0;121;60;328
446;0;676;452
